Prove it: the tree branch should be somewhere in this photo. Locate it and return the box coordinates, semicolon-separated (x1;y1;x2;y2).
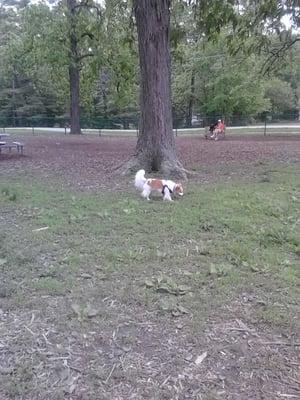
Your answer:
77;52;94;62
73;1;102;17
80;31;95;41
261;36;300;75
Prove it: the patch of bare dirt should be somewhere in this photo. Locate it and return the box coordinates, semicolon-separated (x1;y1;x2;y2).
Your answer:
0;295;299;400
1;134;299;191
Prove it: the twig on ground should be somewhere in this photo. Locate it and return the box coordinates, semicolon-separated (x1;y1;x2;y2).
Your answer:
160;375;171;387
290;377;300;386
261;341;300;347
32;226;49;232
24;325;36;336
42;333;52;345
104;364;116;385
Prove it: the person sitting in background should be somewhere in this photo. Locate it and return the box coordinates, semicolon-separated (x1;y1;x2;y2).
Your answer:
211;119;225;140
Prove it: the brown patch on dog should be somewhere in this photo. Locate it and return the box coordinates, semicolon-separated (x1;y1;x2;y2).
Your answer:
147;179;164;190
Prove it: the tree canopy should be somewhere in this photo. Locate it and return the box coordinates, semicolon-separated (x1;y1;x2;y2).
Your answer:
0;0;299;129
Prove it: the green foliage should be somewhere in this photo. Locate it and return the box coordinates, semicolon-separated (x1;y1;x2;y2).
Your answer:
264;78;297;114
0;2;68;123
193;0;300;74
0;0;299;124
172;36;270;118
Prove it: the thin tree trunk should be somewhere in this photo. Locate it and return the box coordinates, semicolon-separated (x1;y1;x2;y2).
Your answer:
123;0;185;178
186;72;195;128
123;119;129;129
67;0;81;134
12;73;16;127
68;62;81;134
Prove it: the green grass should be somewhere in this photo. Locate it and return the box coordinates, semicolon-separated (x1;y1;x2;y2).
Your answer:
0;165;299;326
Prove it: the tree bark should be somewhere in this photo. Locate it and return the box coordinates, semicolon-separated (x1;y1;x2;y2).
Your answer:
123;0;185;178
12;71;16;127
68;62;81;134
186;71;195;128
67;0;81;134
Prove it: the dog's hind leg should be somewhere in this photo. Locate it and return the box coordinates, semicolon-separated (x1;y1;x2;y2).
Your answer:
141;184;151;200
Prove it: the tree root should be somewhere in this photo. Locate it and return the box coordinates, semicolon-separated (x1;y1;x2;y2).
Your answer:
117;154;199;181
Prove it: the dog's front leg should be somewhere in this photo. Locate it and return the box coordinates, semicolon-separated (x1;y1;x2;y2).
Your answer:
163;192;173;201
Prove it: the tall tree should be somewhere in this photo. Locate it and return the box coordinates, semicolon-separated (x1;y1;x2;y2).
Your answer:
124;0;185;178
66;0;81;134
92;0;138;121
64;0;102;134
67;0;81;134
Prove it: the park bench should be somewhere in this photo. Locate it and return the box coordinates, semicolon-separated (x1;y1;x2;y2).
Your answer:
0;141;24;154
13;141;24;154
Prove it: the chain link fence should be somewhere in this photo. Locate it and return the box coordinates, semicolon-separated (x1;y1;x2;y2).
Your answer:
0;113;299;136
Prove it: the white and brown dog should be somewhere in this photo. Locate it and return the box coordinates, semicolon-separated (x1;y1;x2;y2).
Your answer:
134;169;183;201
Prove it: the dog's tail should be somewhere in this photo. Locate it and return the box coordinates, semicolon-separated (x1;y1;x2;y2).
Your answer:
135;169;146;191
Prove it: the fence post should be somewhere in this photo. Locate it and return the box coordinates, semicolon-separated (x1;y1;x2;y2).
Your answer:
174;118;178;136
99;129;101;137
264;118;267;136
32;126;35;135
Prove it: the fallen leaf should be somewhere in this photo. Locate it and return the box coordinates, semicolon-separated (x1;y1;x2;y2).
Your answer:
0;366;14;375
159;302;171;311
195;351;207;365
156;284;173;294
209;264;217;275
177;305;189;314
63;376;78;394
71;303;81;316
184;354;193;361
144;278;154;288
80;273;92;279
84;304;100;318
157;250;167;259
171;310;181;317
177;285;191;295
59;368;70;381
67;384;77;394
172;304;189;317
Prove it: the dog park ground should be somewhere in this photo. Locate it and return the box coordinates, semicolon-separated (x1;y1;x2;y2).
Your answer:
0;132;299;400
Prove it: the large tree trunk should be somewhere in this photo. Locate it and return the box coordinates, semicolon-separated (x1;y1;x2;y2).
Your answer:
124;0;185;178
67;0;81;134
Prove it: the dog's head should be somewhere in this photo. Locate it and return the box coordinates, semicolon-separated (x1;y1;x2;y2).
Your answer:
174;183;184;196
